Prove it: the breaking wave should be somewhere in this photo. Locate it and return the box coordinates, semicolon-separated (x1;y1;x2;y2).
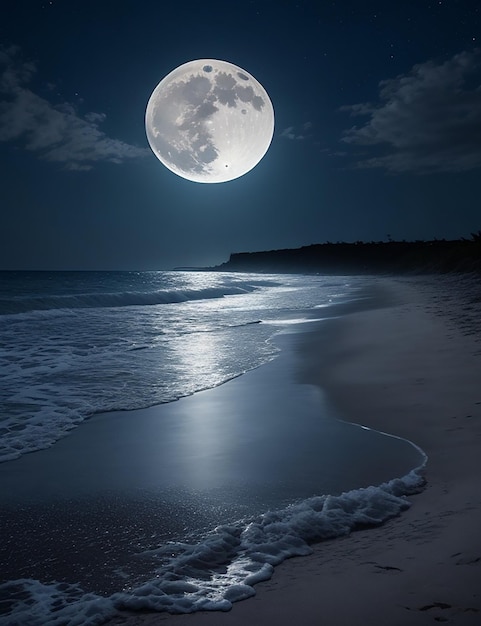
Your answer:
0;285;258;316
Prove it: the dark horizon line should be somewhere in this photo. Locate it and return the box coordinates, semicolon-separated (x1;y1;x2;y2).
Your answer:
1;232;480;273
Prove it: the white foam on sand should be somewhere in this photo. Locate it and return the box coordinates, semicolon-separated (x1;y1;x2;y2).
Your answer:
113;464;426;614
0;461;426;625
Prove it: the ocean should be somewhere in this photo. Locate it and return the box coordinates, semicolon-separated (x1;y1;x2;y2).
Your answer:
0;271;426;625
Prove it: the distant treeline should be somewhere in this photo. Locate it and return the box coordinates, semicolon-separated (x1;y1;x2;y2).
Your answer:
212;233;481;275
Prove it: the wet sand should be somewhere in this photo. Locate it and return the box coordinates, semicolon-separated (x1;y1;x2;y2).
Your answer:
0;282;421;600
110;277;481;625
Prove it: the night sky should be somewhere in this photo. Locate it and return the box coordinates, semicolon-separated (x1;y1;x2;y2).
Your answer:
1;0;480;270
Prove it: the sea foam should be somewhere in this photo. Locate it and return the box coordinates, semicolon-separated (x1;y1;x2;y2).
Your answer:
0;463;426;625
0;276;288;463
114;465;425;613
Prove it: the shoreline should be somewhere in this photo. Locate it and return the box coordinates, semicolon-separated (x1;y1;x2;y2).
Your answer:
1;278;426;624
111;278;481;625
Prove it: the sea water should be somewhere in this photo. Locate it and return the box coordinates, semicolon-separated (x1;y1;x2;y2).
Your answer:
0;271;426;625
0;271;289;462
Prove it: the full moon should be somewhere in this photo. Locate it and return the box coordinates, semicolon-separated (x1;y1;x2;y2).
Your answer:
145;59;274;183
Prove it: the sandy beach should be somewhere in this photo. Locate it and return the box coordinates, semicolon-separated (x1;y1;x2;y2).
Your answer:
110;277;481;626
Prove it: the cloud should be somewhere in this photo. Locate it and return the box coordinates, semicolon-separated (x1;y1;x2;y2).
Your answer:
0;46;149;170
340;50;481;174
280;121;313;141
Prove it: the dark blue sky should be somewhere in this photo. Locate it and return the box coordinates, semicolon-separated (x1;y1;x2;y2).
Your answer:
1;0;480;269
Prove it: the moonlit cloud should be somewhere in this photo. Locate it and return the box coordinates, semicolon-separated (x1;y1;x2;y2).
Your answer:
340;50;481;174
0;46;149;171
280;121;312;141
